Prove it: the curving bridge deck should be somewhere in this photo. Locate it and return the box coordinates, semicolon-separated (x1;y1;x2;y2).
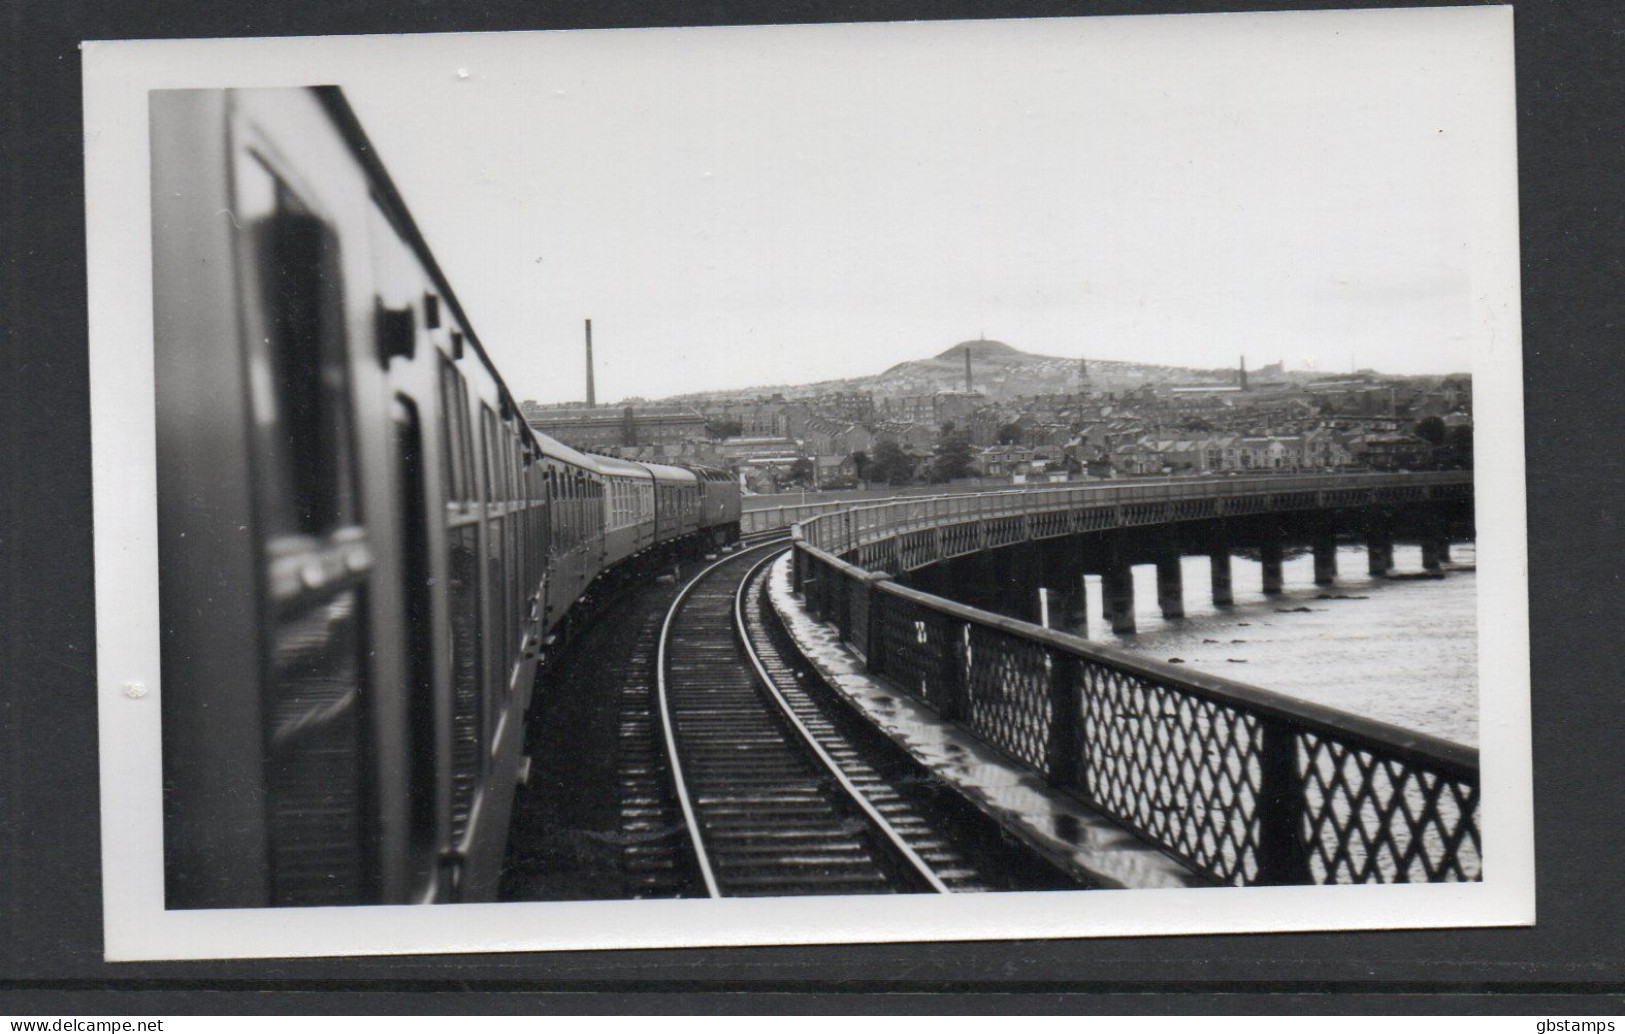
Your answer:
784;472;1480;888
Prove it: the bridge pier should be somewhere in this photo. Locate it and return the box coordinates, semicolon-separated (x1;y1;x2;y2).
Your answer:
1102;556;1136;636
1005;547;1045;623
1313;534;1338;586
1421;538;1444;572
1059;572;1085;637
966;552;1002;611
1260;533;1285;597
1156;553;1184;619
1209;548;1234;607
1042;576;1089;638
1366;530;1393;577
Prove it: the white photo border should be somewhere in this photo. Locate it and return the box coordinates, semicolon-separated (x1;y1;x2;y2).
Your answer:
86;7;1533;962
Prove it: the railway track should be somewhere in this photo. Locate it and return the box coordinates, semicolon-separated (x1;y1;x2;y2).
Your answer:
505;533;1076;901
657;543;990;897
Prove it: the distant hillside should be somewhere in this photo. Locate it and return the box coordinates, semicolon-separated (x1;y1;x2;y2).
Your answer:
664;338;1259;405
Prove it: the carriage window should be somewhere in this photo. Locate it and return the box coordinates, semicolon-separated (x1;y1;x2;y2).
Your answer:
240;154;355;537
438;361;474;504
479;406;511;723
237;152;375;904
545;469;556;547
566;472;577;544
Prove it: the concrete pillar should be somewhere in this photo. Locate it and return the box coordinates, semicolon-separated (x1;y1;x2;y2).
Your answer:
1312;535;1338;586
1438;539;1452;565
1043;576;1089;638
1069;579;1090;637
1005;547;1044;623
1102;560;1136;635
1366;533;1392;577
1156;554;1184;619
1058;574;1089;637
1421;538;1443;572
967;552;1001;610
1209;548;1234;607
1260;540;1285;596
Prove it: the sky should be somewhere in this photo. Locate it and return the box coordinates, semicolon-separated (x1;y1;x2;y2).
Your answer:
330;7;1515;404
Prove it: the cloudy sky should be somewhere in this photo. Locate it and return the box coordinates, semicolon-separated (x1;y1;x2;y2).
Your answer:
324;7;1514;403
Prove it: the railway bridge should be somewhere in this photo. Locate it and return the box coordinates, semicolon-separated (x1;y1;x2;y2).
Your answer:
785;471;1477;888
509;472;1479;902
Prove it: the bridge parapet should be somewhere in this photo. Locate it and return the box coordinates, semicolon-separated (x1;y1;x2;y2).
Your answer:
789;471;1480;886
798;471;1472;573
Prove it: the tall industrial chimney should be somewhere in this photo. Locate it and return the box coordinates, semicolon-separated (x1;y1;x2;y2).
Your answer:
1240;355;1249;392
964;343;973;392
584;318;596;407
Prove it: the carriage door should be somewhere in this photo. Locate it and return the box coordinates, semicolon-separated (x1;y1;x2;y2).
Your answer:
436;362;483;892
235;149;375;906
390;396;438;898
478;406;510;740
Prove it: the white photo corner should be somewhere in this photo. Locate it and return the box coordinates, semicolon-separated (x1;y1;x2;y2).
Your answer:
84;5;1531;962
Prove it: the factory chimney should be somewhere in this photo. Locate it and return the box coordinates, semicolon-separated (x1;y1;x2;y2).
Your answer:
1239;355;1249;392
964;343;973;392
584;319;596;407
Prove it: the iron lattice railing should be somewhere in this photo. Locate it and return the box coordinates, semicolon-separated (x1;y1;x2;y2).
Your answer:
797;471;1473;568
789;472;1480;886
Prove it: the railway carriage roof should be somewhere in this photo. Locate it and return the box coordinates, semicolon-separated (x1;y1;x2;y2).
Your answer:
312;86;560;470
526;432;598;473
312;89;734;499
641;461;699;484
591;454;656;480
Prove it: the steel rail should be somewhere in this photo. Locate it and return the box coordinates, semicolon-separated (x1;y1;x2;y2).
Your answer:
731;549;953;895
653;536;789;899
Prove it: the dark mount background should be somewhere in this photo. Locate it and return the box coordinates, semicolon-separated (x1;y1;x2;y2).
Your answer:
3;0;1621;1015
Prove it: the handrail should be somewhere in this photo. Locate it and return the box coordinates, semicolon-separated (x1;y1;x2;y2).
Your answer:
799;471;1470;558
871;565;1479;780
787;469;1480;886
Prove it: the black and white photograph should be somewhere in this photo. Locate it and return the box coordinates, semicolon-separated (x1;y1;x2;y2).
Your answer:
85;5;1531;960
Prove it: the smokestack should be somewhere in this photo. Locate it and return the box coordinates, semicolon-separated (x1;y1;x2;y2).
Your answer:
1240;355;1249;392
965;343;973;392
584;318;596;407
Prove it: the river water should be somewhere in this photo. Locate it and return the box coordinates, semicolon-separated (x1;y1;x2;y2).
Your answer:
1065;543;1479;747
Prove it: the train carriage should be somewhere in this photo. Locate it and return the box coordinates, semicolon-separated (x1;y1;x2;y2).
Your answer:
534;436;606;627
692;466;742;547
151;85;739;910
592;454;658;564
645;461;702;541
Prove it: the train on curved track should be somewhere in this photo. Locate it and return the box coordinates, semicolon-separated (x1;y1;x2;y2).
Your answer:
151;87;740;909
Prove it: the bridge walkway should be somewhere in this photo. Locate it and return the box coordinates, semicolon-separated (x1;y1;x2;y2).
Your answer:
789;470;1480;887
766;552;1208;890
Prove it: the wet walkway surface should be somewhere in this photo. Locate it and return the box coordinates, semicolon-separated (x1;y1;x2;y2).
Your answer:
766;554;1207;891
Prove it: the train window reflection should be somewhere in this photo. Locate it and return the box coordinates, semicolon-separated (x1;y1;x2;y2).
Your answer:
438;360;473;504
240;153;356;537
264;588;374;906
